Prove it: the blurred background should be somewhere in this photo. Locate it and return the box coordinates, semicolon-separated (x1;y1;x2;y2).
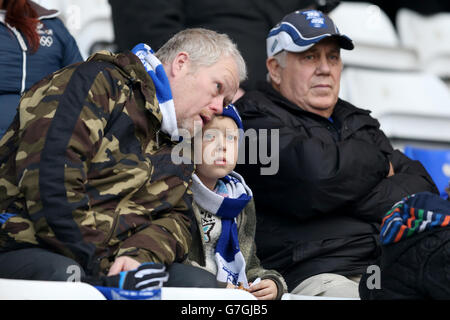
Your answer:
33;0;450;198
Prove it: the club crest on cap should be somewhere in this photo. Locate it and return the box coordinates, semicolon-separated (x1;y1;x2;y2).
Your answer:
301;10;327;28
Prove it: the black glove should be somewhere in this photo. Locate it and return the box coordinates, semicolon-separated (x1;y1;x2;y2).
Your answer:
83;263;169;291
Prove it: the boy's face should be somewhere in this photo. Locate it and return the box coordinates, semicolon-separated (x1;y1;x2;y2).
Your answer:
195;116;239;187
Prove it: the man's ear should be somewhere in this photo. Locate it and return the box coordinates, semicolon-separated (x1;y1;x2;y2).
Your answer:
170;52;190;77
266;57;282;85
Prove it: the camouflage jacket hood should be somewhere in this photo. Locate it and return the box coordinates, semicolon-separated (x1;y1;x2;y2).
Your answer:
0;50;194;276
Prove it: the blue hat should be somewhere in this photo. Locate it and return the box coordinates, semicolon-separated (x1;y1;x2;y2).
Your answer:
266;9;354;57
221;104;243;131
221;104;244;144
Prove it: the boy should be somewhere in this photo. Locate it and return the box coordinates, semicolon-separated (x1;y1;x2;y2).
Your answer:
186;104;287;300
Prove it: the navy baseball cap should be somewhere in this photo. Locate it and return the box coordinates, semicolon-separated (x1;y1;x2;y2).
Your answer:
267;9;354;57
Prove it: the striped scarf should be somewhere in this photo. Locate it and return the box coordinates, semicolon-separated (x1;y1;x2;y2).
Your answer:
191;172;253;287
380;191;450;245
131;43;179;139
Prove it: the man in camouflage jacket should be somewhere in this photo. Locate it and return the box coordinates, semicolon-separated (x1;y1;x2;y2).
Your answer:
0;28;245;279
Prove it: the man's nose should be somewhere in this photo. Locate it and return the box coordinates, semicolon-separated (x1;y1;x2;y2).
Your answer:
216;135;226;151
209;96;224;115
317;54;331;74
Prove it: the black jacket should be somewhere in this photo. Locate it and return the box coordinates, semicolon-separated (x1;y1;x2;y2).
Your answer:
235;82;439;291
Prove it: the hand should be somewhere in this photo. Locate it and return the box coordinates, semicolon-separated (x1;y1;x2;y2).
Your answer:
248;279;278;300
387;161;395;177
108;256;141;276
83;263;169;291
226;282;236;289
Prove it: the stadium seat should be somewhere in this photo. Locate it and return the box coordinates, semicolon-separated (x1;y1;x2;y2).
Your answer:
329;1;418;71
403;146;450;199
35;0;115;59
339;67;450;144
75;17;115;59
396;8;450;79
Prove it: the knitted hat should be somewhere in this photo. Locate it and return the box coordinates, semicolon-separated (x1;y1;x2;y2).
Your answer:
221;104;243;131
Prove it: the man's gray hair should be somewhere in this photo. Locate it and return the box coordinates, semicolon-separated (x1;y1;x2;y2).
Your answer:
266;50;287;82
156;28;247;82
273;50;287;68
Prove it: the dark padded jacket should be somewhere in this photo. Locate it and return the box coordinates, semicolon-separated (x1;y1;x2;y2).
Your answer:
235;82;439;291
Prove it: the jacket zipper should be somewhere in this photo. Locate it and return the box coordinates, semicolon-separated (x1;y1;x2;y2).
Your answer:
7;23;28;94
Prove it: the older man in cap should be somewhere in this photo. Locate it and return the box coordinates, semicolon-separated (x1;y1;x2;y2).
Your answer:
235;9;438;298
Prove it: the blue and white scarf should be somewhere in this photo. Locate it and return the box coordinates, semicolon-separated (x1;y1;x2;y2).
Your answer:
191;172;253;288
131;43;179;139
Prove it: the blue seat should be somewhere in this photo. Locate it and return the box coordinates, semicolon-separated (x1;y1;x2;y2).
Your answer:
404;146;450;199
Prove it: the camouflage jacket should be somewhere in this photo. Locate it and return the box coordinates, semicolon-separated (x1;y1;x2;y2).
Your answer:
0;50;194;275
